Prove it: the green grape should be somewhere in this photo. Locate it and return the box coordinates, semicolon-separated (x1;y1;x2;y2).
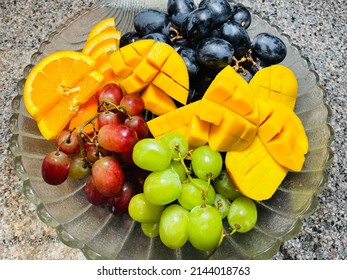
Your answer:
188;205;223;251
132;138;171;171
191;145;223;180
159;204;189;249
141;222;159;238
128;193;164;223
227;196;257;233
191;178;216;205
178;181;202;210
168;160;187;182
159;132;189;160
214;169;242;200
143;168;182;205
178;178;215;210
213;193;230;219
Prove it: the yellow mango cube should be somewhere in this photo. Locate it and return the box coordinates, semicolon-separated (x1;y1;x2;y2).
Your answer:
141;84;177;115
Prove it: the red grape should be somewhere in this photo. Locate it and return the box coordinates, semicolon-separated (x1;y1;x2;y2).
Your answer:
119;150;135;165
84;176;108;205
113;110;128;123
85;144;109;163
92;156;125;197
55;130;79;155
68;154;91;179
126;165;150;190
120;93;144;116
42;150;70;185
98;110;123;128
106;181;136;214
98;124;138;153
97;83;123;105
124;115;149;140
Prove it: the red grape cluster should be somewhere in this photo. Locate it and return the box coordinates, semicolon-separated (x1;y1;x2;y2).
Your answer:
41;83;151;215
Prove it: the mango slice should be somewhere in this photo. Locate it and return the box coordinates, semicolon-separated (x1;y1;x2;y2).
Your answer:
225;98;308;200
141;84;177;116
257;100;308;172
109;39;189;114
147;101;208;147
194;66;258;151
203;65;257;125
185;115;210;148
209;109;258;152
249;64;298;109
225;136;289;201
147;101;200;135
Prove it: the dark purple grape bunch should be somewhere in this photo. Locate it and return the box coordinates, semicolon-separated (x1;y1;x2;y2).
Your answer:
120;0;287;99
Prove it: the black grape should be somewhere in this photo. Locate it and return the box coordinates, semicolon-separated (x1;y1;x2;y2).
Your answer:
119;31;141;47
191;67;220;94
172;38;193;51
220;21;251;58
230;4;252;29
196;38;234;69
209;28;221;38
251;33;287;65
142;33;172;45
187;88;204;103
177;47;200;78
198;0;232;27
133;8;171;37
167;0;197;28
180;8;215;42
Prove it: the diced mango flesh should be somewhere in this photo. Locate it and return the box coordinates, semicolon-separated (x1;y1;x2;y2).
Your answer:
203;66;256;122
249;64;298;110
107;40;308;202
108;40;189;115
141;84;177;116
257;100;308;172
226;136;289;201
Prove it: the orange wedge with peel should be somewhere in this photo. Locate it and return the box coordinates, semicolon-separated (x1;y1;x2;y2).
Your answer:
89;38;119;68
24;50;104;140
69;96;99;134
83;29;121;55
86;17;117;42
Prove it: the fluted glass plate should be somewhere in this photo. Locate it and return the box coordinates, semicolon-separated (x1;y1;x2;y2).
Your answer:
10;0;334;260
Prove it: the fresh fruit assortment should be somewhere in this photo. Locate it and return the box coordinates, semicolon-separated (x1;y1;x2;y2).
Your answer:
23;0;309;255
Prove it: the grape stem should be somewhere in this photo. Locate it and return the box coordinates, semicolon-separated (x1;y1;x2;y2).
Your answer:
99;100;132;119
176;151;212;208
169;26;183;41
205;228;237;260
178;153;193;181
201;174;212;208
71;98;134;166
232;50;257;74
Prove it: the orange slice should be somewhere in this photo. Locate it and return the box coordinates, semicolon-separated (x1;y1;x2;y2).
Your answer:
82;29;121;55
69;96;99;134
24;50;104;140
86;17;117;41
89;38;119;67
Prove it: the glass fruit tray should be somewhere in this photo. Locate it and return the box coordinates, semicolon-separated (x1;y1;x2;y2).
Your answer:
10;0;334;259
